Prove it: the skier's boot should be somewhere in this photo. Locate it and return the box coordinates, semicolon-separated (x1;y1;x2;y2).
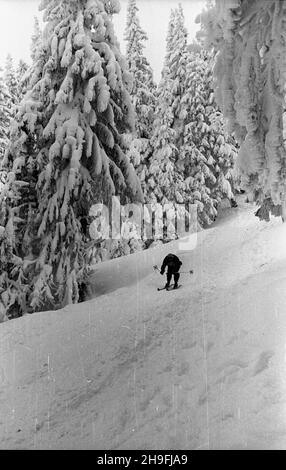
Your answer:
173;283;179;289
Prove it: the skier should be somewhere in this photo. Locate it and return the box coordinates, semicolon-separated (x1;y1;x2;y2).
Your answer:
230;197;238;208
160;253;182;289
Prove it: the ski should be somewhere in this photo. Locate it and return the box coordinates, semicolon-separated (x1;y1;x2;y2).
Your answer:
166;284;182;291
157;284;174;291
157;284;182;291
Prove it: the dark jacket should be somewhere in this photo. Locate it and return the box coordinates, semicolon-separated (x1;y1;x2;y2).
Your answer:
160;253;182;274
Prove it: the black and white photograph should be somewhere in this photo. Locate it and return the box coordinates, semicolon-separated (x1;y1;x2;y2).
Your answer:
0;0;286;452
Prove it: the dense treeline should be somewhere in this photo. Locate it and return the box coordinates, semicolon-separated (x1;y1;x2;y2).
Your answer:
0;0;241;320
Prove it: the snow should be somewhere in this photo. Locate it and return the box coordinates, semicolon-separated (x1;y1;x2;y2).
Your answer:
1;198;286;449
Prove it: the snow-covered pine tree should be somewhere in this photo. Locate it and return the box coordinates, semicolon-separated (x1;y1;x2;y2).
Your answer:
4;55;18;114
0;69;11;164
124;0;156;139
147;6;188;208
27;15;51;94
31;16;43;63
16;60;29;101
167;4;189;134
0;0;142;318
199;0;286;221
181;50;237;225
123;0;156;214
16;60;29;80
0;71;12;300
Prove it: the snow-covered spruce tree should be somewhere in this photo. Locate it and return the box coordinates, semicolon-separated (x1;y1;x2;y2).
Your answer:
31;16;43;63
137;5;194;243
0;0;142;318
199;0;286;221
0;69;11;164
27;15;50;94
16;60;29;80
0;71;12;301
124;0;156;139
147;6;189;208
181;50;237;225
4;55;18;114
123;0;156;211
16;60;29;101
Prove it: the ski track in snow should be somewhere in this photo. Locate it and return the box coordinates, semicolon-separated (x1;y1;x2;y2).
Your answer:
1;198;286;449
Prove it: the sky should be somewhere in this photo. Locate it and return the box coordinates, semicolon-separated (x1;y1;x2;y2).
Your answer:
0;0;206;82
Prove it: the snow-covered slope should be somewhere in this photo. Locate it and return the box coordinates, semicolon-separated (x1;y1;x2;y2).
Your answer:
1;198;286;450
